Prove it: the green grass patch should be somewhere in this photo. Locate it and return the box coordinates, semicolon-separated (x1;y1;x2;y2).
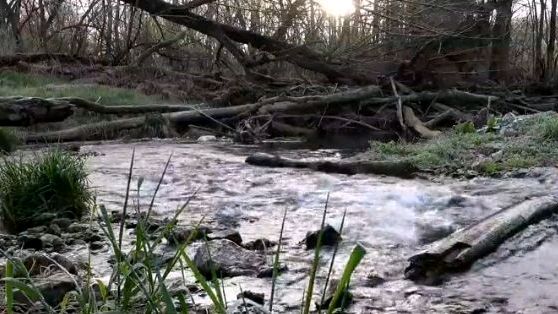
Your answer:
369;112;558;176
0;128;20;153
0;150;92;233
0;71;161;106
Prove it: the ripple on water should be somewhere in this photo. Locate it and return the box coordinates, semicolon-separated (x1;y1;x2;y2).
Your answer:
81;142;558;312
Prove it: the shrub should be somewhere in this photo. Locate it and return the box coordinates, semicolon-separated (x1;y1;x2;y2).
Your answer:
0;128;20;153
0;150;92;233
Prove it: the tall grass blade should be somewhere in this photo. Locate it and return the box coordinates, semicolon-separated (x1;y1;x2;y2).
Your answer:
319;208;347;312
179;250;226;314
302;193;330;314
5;261;14;314
326;244;366;314
269;207;288;312
118;148;135;250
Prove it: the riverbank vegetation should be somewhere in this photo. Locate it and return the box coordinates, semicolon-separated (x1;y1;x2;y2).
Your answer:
0;153;364;313
369;112;558;176
0;150;91;233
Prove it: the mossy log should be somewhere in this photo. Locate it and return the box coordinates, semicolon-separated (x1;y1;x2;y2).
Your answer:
245;153;418;178
405;196;558;283
0;97;74;126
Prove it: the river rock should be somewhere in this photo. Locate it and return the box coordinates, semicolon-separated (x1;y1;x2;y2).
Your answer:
315;278;353;310
304;224;341;250
40;234;66;252
67;223;89;234
366;271;386;287
166;226;211;245
49;223;62;236
227;299;269;314
238;290;265;305
14;272;78;306
207;229;243;245
244;238;276;251
51;218;73;229
197;135;217;142
193;239;265;278
23;253;78;275
256;264;288;278
18;233;43;250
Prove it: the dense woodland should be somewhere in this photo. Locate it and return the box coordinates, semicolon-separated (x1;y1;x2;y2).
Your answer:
0;0;551;86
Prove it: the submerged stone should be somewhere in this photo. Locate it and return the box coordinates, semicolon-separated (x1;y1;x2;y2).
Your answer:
304;224;341;250
193;239;265;278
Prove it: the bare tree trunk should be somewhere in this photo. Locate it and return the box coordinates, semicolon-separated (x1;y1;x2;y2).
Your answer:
489;0;513;82
547;0;558;81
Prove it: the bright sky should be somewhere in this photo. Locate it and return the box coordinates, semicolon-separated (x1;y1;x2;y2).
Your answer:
317;0;356;16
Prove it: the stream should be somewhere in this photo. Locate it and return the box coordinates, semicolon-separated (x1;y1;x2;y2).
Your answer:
80;141;558;313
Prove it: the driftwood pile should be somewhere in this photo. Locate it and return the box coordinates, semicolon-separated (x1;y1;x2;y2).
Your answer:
0;81;504;144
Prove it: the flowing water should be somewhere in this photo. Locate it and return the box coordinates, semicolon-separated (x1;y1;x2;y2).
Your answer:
81;141;558;313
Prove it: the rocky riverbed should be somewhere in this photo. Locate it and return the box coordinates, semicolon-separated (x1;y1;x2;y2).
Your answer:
2;141;558;313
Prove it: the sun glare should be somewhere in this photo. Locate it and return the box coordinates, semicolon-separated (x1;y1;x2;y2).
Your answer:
317;0;356;17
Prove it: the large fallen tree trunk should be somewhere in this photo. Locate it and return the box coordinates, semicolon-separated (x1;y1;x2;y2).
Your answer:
405;196;558;283
245;153;418;178
0;97;74;126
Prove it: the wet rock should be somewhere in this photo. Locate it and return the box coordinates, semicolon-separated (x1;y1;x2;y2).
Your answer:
366;271;386;287
23;253;78;275
244;238;276;251
193;239;265;278
89;241;105;251
18;234;43;250
256;264;288;278
67;223;89;234
446;195;467;207
40;234;66;252
51;218;73;229
197;135;217;143
166;226;211;245
25;225;49;234
237;291;265;305
304;224;341;250
83;230;103;243
49;224;62;236
14;272;78;306
416;224;455;244
30;212;58;226
226;299;269;314
316;278;353;310
207;229;243;245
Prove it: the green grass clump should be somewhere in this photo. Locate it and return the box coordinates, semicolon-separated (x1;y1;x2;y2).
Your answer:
0;71;161;106
0;128;20;153
369;112;558;176
0;150;92;233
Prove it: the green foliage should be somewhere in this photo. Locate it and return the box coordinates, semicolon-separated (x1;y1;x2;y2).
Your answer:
3;154;365;313
367;114;558;177
537;115;558;140
0;128;20;153
0;150;92;233
0;71;161;106
454;121;476;134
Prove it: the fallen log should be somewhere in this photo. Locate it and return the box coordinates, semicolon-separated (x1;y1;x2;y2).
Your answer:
25;85;383;142
405;196;558;283
245;153;418;178
0;97;74;126
403;106;441;138
0;53;107;67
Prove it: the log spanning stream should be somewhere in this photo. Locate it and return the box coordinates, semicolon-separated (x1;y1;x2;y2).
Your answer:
81;141;558;313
